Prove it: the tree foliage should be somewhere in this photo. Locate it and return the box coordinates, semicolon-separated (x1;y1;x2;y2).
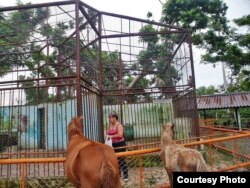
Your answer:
161;0;229;45
128;23;181;90
161;0;250;91
196;85;218;96
202;14;250;91
0;2;50;76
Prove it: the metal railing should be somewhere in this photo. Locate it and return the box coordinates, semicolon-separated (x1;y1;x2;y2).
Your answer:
1;129;249;188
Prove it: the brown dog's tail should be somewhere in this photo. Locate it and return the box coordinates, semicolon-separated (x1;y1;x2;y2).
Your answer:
100;161;120;188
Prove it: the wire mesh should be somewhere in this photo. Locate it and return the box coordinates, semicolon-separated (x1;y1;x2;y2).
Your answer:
0;131;249;187
1;1;248;188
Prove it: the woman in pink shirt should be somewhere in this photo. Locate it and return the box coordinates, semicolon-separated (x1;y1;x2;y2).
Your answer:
107;112;128;181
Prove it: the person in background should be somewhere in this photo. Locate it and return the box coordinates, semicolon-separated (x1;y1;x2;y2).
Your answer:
107;112;129;181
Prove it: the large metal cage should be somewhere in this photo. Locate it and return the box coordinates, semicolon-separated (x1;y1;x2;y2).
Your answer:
0;0;198;182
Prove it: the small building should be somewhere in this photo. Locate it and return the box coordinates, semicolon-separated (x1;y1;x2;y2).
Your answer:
196;92;250;129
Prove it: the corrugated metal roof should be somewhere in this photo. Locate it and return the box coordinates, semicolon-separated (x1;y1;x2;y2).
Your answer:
197;92;250;110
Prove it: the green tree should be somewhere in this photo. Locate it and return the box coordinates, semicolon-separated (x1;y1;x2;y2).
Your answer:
0;1;121;104
203;14;250;91
19;75;47;105
161;0;229;45
0;2;50;77
125;23;181;93
126;0;230;93
161;0;250;92
196;85;218;96
18;51;57;104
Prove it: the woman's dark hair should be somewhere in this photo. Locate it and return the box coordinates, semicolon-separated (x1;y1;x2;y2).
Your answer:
109;112;119;120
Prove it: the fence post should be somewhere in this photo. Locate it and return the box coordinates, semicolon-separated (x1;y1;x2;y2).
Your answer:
20;163;26;188
209;125;214;171
138;145;143;188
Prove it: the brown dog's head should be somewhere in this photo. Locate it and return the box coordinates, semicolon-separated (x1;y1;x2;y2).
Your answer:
162;122;175;141
68;116;83;140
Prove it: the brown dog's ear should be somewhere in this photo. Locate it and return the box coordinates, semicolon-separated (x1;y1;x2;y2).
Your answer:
171;123;175;129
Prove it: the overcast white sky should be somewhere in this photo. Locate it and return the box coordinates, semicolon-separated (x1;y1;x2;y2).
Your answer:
1;0;249;88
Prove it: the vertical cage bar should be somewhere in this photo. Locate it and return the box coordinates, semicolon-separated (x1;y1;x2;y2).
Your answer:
187;32;200;138
75;0;83;123
98;13;104;142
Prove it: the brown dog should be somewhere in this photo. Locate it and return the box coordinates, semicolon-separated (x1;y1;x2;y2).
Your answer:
160;123;208;188
65;116;121;188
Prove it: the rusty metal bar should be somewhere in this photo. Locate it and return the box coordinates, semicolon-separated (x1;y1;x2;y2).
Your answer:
98;12;104;142
209;125;214;170
58;37;98;65
79;1;100;13
59;15;98;47
1;139;249;164
0;83;77;91
162;33;188;74
214;145;250;160
0;76;76;85
80;84;101;96
182;132;250;148
187;32;200;139
138;145;143;188
115;132;250;157
101;30;187;39
103;86;183;96
0;0;75;12
78;5;100;37
21;163;26;188
100;11;187;31
98;13;103;92
75;0;83;120
200;125;249;134
102;90;179;97
217;161;250;172
187;33;196;89
1;132;249;180
0;158;65;164
38;43;49;53
1;157;248;188
176;132;231;144
0;151;66;157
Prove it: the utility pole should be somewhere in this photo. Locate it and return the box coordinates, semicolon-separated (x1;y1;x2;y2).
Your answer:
222;61;227;92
